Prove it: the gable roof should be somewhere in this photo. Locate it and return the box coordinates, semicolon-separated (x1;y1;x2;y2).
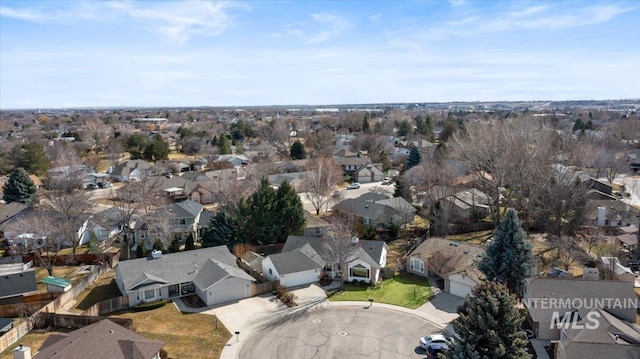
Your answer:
0;202;29;225
192;258;254;290
303;212;330;230
267;243;326;275
356;240;387;266
116;246;245;292
110;160;154;178
332;193;416;220
409;237;485;282
0;270;37;299
282;235;387;267
152;199;203;219
33;319;163;359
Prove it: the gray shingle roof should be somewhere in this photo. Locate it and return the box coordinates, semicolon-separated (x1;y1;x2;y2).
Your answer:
117;246;247;292
33;319;163;359
152;199;203;219
268;243;326;275
192;259;254;290
0;270;37;299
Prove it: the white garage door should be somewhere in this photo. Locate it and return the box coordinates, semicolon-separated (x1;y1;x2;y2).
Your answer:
449;281;473;298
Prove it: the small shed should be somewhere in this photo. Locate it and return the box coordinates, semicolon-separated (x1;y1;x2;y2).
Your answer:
40;276;72;293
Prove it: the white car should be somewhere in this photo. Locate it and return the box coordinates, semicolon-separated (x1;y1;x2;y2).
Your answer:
347;182;361;190
419;334;454;350
381;177;391;185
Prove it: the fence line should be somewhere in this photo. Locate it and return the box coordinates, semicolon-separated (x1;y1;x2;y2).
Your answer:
0;252;118;353
81;296;129;317
252;280;278;296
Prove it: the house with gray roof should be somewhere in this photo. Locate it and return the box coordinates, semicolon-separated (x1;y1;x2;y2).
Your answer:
332;193;416;228
134;199;204;248
33;319;164;359
406;237;485;298
0;269;37;305
115;245;255;306
523;277;638;340
275;235;388;285
109;159;157;182
262;243;326;287
554;309;640;359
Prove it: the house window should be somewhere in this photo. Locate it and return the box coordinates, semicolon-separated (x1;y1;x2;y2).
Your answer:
410;257;424;273
269;268;272;275
324;265;333;272
350;265;369;278
180;219;187;225
363;217;370;225
98;230;108;237
144;289;155;301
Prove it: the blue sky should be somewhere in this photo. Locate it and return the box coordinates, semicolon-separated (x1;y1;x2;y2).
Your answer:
1;0;638;109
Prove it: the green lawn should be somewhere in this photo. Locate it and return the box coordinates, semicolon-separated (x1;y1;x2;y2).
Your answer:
329;275;433;309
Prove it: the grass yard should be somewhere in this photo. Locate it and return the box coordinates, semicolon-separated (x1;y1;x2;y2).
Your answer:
34;266;85;293
0;332;54;359
329;275;433;309
446;230;493;245
70;271;121;313
109;304;230;359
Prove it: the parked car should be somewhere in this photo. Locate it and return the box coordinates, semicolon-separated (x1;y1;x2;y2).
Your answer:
97;182;112;188
347;182;361;190
86;183;98;190
419;333;454;350
381;177;391;185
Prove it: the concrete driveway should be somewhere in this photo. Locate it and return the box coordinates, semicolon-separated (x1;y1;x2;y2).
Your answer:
299;181;395;214
237;306;440;359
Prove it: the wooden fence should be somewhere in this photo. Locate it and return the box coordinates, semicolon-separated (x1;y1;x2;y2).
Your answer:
0;257;116;353
0;301;49;318
252;280;279;296
38;313;133;330
237;259;265;282
81;296;129;317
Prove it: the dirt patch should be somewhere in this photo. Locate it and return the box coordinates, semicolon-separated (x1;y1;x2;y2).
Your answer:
180;294;206;309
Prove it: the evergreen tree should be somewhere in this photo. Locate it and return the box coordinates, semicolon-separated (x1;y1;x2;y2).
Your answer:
290;140;305;160
203;211;236;249
406;147;422;170
168;238;180;253
397;119;413;137
11;142;50;176
210;135;218;147
362;117;370;133
445;281;531;359
478;209;535;297
185;233;195;250
3;167;37;204
218;135;232;155
136;244;146;258
143;134;169;161
274;181;305;243
393;175;412;203
152;239;164;252
235;178;277;245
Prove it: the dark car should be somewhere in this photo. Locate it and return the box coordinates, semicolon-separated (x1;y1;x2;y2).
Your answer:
86;183;97;190
97;182;112;188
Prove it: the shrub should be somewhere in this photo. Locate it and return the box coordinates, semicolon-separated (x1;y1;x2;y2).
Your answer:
134;299;167;312
275;284;297;307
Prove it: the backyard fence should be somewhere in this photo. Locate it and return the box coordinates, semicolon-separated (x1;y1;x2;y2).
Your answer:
38;313;133;330
252;280;279;296
81;296;129;316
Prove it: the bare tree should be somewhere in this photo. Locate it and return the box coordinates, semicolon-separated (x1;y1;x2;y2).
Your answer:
7;211;64;276
322;215;359;286
82;118;111;154
305;129;336;157
304;157;342;215
555;237;583;272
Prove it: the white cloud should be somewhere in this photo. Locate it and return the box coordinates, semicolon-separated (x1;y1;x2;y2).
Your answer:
287;12;349;44
448;0;466;7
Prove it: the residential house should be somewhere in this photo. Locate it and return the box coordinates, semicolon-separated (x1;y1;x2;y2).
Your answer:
353;163;384;184
134;199;204;247
523;277;637;340
585;200;638;227
435;188;491;223
332;193;416;228
303;212;331;237
32;319;164;359
0;269;37;305
82;207;124;245
599;257;636;284
184;182;217;205
28;175;43;189
240;251;263;273
554;309;640;359
333;156;372;177
190;157;209;172
109;160;156;182
406;237;485;298
115;245;255;306
273;235;388;285
215;154;249;167
267;171;309;192
0;202;29;228
262;243;326;287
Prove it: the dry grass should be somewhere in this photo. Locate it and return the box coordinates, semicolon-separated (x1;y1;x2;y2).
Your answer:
446;230;493;245
530;234;586;278
109;304;230;359
34;266;84;293
70;271;120;313
0;332;52;359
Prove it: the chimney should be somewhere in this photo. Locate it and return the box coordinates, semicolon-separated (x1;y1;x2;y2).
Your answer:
13;344;31;359
597;206;606;226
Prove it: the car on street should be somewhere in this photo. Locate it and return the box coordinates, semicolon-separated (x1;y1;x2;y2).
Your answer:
419;333;454;350
347;182;361;190
85;183;98;190
97;182;112;188
381;177;391;185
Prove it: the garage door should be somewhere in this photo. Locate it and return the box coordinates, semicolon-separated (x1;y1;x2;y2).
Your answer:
211;279;250;305
449;281;472;298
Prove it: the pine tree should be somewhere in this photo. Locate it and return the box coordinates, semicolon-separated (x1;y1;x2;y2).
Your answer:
218;135;232;155
185;233;195;250
290;140;305;160
136;244;146;258
235;178;277;245
445;281;531;359
393;175;412;203
406;147;422;170
3;167;37;204
168;238;180;253
274;181;305;243
479;209;535;297
203;211;236;249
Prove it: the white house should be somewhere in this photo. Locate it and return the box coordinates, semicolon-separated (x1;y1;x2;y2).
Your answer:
262;243;325;287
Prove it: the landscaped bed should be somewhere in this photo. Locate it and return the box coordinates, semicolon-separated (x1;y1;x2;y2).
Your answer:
329;275;433;309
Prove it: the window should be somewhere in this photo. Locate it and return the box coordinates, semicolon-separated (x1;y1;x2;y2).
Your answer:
144;289;155;301
269;268;272;275
350;265;369;278
324;265;333;272
180;219;187;225
410;257;424;273
363;217;370;225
